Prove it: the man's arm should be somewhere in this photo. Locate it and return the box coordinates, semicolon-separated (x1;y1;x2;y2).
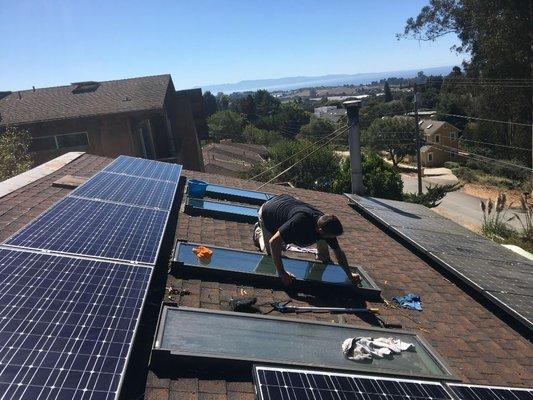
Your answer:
333;246;361;285
316;240;332;263
269;231;294;286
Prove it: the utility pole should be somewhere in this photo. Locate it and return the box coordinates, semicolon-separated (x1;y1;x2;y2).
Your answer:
413;84;423;195
343;100;363;194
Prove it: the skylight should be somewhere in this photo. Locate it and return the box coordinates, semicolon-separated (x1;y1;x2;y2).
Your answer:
71;81;100;94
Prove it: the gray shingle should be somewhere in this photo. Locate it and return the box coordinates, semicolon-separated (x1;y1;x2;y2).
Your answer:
0;74;171;126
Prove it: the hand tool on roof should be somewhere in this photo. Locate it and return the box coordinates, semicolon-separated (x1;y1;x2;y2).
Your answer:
229;296;258;312
271;301;379;315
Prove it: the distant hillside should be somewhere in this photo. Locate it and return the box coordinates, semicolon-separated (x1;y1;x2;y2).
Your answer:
199;66;453;94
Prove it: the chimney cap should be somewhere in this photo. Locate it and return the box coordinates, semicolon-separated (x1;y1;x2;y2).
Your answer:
343;100;361;109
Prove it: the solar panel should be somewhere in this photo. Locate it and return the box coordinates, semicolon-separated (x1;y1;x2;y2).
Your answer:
253;366;452;400
345;193;446;218
5;197;167;265
71;171;176;210
447;383;533;400
0;247;152;400
185;197;259;222
103;155;182;182
204;183;273;205
173;242;381;297
347;194;533;331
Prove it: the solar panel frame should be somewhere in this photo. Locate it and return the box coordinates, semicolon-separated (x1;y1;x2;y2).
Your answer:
253;365;453;400
4;197;168;265
69;171;177;210
102;155;182;183
447;382;533;400
0;247;153;400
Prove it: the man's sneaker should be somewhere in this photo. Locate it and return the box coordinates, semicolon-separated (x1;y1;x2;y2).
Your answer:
253;222;261;248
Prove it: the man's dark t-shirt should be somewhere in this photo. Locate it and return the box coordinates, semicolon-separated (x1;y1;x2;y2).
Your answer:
261;194;339;249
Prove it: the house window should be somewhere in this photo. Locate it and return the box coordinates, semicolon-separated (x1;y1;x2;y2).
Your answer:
428;153;433;163
56;132;89;148
31;136;57;152
450;132;456;140
30;132;89;152
434;134;440;144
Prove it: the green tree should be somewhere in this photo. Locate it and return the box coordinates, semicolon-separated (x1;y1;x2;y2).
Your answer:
202;91;218;117
250;140;341;190
216;92;230;111
362;117;416;168
0;126;32;181
383;81;393;102
299;117;335;140
230;94;256;121
242;125;282;145
277;102;310;137
254;89;281;117
399;0;532;165
332;152;403;200
207;110;245;142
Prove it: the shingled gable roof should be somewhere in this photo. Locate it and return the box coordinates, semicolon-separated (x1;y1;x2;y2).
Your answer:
0;154;531;400
0;74;171;126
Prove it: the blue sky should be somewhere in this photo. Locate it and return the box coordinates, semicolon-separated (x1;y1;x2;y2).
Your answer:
0;0;464;91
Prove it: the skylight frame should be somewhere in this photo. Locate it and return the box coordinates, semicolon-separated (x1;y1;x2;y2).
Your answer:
151;306;458;381
172;241;381;298
184;196;259;223
202;183;275;205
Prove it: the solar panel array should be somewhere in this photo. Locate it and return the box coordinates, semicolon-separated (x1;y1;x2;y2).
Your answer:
447;383;533;400
346;194;533;331
254;366;452;400
0;156;182;399
6;156;182;264
0;248;151;400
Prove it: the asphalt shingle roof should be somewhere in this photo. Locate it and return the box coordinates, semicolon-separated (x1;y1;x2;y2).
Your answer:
0;75;171;126
0;154;531;400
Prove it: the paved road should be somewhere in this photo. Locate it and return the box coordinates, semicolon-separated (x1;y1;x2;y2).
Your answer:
402;174;523;231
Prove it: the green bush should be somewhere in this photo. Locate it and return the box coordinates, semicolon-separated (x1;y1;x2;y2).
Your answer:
480;194;516;240
403;183;462;208
0;126;33;181
207;110;246;142
443;161;460;170
332;152;403;200
242;125;282;145
453;166;477;182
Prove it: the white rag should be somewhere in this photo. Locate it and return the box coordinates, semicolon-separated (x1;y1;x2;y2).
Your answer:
342;337;415;361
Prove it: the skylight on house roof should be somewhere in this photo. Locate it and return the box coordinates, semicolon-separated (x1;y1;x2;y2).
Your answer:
71;81;100;94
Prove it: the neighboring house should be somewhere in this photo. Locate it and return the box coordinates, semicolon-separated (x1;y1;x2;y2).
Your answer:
419;119;460;167
202;141;267;177
0;75;206;171
0;152;530;399
314;105;347;123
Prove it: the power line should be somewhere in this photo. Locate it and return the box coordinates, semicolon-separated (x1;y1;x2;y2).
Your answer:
257;126;351;189
250;124;349;181
424;140;532;172
437;113;533;128
459;137;532;152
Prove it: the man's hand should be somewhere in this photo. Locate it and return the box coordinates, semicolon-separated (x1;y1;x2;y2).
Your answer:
278;269;295;286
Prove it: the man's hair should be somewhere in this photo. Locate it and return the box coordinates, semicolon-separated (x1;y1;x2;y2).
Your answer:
317;214;343;236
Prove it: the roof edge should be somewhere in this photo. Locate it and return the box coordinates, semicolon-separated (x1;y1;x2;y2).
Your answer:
0;152;85;198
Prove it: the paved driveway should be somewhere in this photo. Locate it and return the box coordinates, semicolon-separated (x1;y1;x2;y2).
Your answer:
402;174;524;231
